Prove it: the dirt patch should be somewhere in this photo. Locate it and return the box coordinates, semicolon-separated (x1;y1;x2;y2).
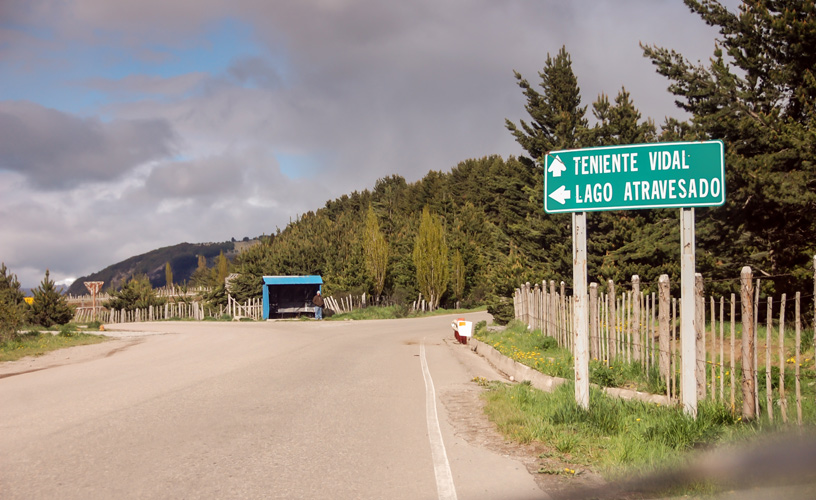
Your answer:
440;382;605;498
0;337;144;379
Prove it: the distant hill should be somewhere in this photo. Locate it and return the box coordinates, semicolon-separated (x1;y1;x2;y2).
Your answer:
66;239;260;295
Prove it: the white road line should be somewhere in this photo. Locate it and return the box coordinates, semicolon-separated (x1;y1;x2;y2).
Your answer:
420;338;458;500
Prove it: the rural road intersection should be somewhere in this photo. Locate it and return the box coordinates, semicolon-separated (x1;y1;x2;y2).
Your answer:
1;313;547;499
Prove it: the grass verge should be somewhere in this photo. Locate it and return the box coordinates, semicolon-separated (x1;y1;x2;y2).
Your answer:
1;324;107;362
479;379;774;496
328;304;486;321
475;321;816;495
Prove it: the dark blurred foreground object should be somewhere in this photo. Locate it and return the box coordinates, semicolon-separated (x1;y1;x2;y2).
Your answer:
552;432;816;500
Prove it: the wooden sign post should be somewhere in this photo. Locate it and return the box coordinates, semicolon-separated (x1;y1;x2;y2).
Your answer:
84;281;104;321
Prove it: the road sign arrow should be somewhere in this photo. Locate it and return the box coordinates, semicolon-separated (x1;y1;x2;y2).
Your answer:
548;155;567;177
548;185;571;205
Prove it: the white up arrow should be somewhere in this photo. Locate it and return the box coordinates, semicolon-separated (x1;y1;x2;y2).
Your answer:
547;155;567;177
548;185;571;205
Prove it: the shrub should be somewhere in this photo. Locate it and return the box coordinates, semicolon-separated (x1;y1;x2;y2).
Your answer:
487;296;514;325
104;274;167;311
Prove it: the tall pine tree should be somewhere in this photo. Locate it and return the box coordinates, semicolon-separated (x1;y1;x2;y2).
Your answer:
643;0;816;293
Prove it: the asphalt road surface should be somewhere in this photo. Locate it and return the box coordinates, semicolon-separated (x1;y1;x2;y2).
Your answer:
1;313;545;500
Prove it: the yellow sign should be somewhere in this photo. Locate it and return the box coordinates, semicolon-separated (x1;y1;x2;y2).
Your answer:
24;297;34;305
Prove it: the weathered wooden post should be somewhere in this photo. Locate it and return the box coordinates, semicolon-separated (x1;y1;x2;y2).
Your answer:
589;283;599;360
779;293;788;423
658;275;670;385
796;292;802;426
632;276;641;362
740;267;756;420
695;273;706;401
549;280;557;340
608;280;617;361
766;297;773;421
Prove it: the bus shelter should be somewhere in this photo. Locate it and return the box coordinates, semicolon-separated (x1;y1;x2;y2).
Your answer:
261;275;323;319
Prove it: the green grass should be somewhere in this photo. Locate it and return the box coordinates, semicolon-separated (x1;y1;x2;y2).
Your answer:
1;325;107;362
475;320;574;379
480;380;759;487
327;304;486;321
475;320;816;494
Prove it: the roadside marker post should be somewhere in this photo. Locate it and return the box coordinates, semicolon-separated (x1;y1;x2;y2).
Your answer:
544;141;725;416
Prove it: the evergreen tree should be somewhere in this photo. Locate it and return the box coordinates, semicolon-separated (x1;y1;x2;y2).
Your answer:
363;205;388;300
505;47;589;289
28;269;73;327
505;45;589;162
413;206;449;309
104;274;166;312
0;263;26;342
643;0;816;293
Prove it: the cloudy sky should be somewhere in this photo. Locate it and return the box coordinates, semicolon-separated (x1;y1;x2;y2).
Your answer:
0;0;740;288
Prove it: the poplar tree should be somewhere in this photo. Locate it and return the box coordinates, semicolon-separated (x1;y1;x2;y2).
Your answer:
413;206;449;309
643;0;816;292
215;251;230;285
363;205;388;301
164;262;173;288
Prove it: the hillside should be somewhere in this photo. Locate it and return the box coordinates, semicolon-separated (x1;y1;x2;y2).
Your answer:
66;240;259;295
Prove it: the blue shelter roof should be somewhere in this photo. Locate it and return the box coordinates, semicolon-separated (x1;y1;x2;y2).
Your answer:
262;275;323;285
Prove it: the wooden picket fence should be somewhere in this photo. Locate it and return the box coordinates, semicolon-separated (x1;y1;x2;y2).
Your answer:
324;293;382;314
513;262;816;422
73;296;262;323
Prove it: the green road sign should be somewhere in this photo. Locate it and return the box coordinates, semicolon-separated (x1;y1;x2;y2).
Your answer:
543;140;725;213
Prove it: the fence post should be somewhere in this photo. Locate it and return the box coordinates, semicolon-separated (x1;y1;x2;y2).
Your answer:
590;283;599;360
779;293;788;423
695;273;706;401
740;267;757;420
658;275;670;385
766;297;773;421
608;280;617;361
796;292;802;426
631;276;641;362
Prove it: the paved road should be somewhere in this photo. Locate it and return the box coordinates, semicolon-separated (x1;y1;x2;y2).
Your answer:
0;313;544;500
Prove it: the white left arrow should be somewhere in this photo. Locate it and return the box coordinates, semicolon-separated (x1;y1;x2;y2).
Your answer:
548;185;571;205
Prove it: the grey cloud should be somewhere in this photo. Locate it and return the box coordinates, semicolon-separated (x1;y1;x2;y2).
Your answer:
145;156;245;200
0;101;177;189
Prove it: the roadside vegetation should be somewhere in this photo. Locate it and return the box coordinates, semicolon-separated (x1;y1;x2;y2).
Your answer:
327;304;486;321
0;322;107;363
474;320;816;495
